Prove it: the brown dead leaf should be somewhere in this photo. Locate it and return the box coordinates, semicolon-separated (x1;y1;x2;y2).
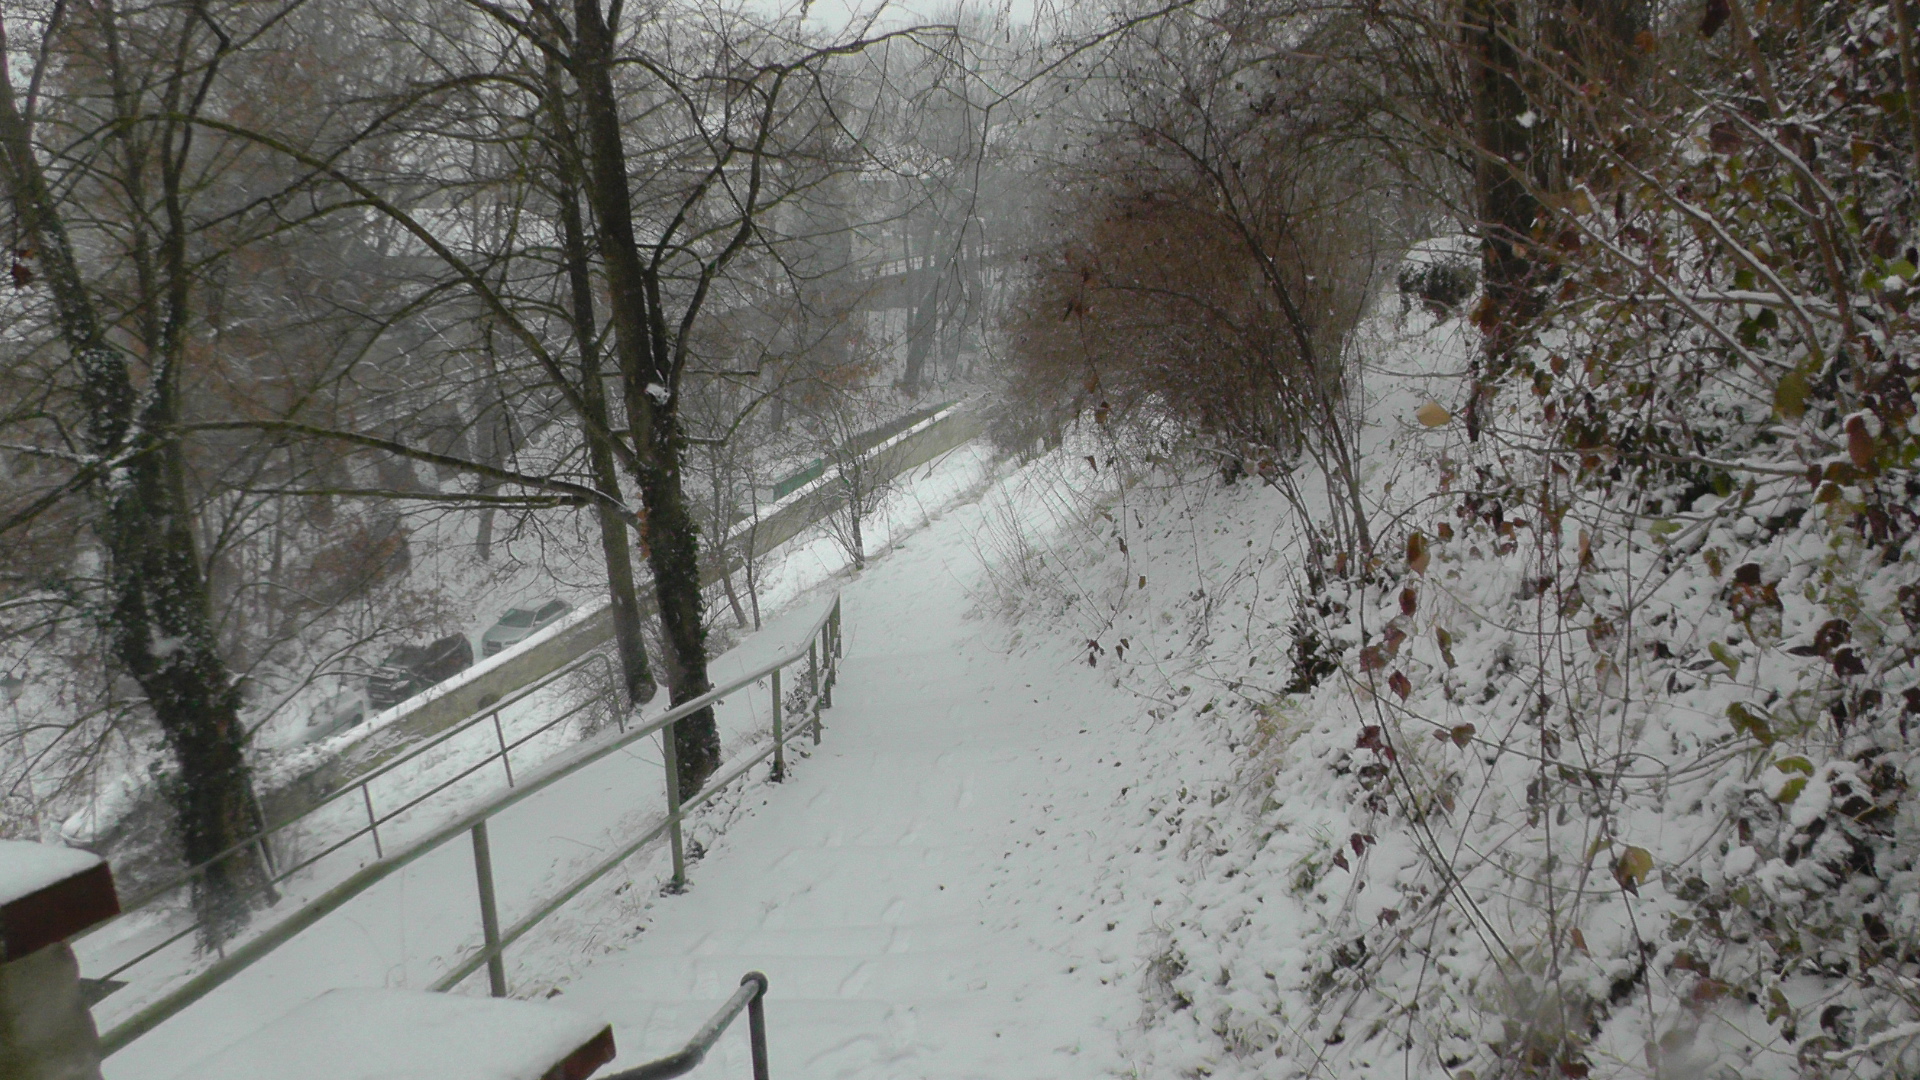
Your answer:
1847;414;1876;470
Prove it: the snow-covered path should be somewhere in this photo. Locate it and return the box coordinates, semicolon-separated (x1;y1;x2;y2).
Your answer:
562;494;1142;1078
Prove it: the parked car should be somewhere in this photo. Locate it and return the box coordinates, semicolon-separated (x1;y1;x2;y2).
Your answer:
481;599;572;657
367;634;474;710
303;689;368;743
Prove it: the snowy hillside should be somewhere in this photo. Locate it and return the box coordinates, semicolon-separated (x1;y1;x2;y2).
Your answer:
958;295;1918;1079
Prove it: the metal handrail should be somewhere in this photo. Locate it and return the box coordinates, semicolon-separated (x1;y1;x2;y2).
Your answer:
114;393;955;937
97;393;953;957
75;652;620;994
96;595;842;1057
425;706;824;995
605;971;769;1080
91;649;617;927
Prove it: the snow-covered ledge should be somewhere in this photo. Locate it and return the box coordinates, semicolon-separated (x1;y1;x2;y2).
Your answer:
0;841;120;1080
171;988;615;1080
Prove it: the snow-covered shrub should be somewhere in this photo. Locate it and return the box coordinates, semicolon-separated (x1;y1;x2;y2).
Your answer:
981;4;1920;1069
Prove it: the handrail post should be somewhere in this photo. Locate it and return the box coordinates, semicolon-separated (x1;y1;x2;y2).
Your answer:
769;668;785;782
470;821;507;997
745;971;770;1080
361;785;383;860
808;640;821;744
492;711;515;787
661;722;686;891
820;626;833;709
817;641;833;711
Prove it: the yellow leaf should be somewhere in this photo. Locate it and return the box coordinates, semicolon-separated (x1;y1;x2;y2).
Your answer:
1415;402;1451;427
1614;845;1654;892
1709;641;1741;678
1544;189;1594;216
1774;370;1809;421
1726;702;1773;745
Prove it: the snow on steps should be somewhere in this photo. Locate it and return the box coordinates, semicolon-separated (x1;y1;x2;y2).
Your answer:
168;989;613;1080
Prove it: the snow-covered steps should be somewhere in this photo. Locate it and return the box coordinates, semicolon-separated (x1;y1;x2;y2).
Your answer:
556;477;1145;1078
170;989;613;1080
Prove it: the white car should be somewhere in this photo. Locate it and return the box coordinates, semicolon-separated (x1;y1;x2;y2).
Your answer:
304;690;368;743
481;599;572;657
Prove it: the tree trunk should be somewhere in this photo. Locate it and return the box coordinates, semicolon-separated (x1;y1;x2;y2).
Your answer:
711;460;750;629
902;223;942;394
1;51;271;943
743;485;764;630
571;0;719;794
589;466;658;707
628;431;722;790
1467;0;1542;440
471;363;512;561
848;498;866;570
543;56;658;708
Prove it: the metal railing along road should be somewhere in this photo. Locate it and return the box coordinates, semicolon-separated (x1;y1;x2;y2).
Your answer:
94;595;843;1057
75;650;620;994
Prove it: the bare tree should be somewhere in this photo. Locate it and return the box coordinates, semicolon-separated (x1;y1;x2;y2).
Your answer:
188;0;942;795
0;0;280;938
1002;4;1391;564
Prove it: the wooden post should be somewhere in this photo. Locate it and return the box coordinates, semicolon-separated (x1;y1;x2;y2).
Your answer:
0;843;121;1080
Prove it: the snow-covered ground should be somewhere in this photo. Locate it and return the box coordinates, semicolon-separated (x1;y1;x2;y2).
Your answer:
97;439;1007;1080
93;286;1920;1080
552;460;1151;1078
97;329;1449;1079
